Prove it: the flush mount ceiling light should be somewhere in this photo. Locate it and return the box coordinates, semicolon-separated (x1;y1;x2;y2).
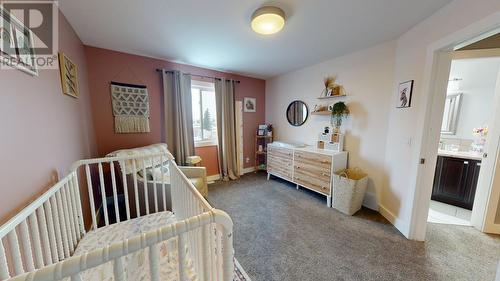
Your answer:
251;6;286;35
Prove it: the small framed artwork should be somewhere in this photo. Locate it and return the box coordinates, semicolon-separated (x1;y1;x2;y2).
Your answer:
244;97;256;112
257;129;265;136
59;52;79;98
397;80;414;108
0;7;38;76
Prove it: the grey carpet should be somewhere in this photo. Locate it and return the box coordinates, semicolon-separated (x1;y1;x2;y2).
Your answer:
207;172;500;281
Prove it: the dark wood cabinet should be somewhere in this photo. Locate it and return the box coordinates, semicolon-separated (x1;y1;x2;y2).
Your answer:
432;156;481;210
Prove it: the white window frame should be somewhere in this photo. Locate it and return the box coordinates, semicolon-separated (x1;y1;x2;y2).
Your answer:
191;81;218;148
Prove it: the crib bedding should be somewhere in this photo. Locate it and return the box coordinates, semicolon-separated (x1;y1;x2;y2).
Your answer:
70;211;197;281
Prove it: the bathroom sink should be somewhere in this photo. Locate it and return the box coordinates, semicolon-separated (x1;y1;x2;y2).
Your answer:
271;141;307;148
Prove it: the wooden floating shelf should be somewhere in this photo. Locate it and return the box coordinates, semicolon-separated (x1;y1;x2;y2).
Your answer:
317;95;347;100
311;111;331;115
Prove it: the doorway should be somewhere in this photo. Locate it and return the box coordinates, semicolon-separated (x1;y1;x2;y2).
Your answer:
409;25;500;241
427;56;500;227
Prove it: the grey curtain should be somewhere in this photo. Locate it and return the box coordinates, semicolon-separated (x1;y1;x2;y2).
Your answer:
215;79;240;181
162;70;194;165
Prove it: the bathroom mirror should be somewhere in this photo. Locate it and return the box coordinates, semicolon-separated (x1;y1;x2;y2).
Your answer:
441;93;462;135
286;100;309;126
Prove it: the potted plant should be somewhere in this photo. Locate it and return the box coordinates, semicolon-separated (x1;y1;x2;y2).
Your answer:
331;102;350;133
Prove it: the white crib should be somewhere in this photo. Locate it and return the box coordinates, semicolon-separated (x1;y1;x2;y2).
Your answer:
0;151;234;281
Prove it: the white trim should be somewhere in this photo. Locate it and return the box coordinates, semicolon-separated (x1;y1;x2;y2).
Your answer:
409;10;500;240
362;192;379;211
242;167;255;174
207;174;221;183
194;141;218;148
379;204;410;237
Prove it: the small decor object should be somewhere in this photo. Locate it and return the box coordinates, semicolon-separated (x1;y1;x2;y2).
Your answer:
318;132;344;152
397;80;414;108
244;97;256;112
0;7;38;76
471;126;488;153
111;82;150;133
258;129;265;136
58;53;79;98
330;102;350;133
321;76;346;98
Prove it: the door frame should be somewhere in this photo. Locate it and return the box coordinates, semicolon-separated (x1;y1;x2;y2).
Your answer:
407;12;500;240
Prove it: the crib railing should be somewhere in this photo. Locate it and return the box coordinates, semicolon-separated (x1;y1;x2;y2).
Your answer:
7;211;231;281
0;151;234;281
70;152;175;230
0;172;85;280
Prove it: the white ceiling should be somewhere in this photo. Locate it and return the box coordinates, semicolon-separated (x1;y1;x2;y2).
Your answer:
60;0;452;79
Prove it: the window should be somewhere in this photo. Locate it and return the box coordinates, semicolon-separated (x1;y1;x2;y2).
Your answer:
191;81;218;146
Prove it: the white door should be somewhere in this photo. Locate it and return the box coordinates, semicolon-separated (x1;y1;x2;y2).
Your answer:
471;66;500;234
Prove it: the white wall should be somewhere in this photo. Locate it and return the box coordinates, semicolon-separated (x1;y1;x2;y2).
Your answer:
267;0;500;239
444;58;500;140
384;0;500;237
266;41;397;210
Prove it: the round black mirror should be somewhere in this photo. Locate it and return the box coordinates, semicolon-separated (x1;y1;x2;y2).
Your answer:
286;100;309;126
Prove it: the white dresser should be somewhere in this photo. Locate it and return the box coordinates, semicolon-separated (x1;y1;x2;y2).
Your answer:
267;143;348;206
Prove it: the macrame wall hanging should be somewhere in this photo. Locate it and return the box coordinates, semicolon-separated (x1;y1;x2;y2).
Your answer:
110;82;150;133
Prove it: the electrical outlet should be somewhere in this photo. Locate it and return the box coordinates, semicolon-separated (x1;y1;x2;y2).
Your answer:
245;157;250;163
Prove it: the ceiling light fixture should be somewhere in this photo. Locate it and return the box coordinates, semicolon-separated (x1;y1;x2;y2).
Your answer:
251;6;286;35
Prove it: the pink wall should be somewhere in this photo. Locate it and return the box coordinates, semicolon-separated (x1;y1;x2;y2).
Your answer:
0;12;96;224
195;146;220;176
84;46;265;169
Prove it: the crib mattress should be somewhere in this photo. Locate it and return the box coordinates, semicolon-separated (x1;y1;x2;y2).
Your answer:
71;211;197;281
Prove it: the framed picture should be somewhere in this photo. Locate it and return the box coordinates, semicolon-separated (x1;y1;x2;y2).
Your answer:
59;52;79;98
244;97;256;112
258;129;265;136
0;7;38;76
397;80;414;108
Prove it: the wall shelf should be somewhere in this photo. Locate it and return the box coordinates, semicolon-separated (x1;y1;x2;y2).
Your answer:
317;95;347;100
311;111;331;115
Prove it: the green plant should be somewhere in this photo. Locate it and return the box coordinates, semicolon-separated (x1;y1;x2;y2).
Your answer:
331;102;350;130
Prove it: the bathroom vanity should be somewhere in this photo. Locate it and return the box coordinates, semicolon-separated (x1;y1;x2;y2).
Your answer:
432;150;482;210
267;142;348;206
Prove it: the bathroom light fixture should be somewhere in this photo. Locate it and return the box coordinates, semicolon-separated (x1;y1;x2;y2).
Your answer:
251;6;286;35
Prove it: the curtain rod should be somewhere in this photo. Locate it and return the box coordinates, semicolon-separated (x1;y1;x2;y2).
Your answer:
156;69;241;83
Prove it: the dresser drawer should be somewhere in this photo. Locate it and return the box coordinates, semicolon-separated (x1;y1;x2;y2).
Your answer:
294;151;332;169
294;158;331;175
294;171;331;196
293;163;331;182
268;157;292;180
268;146;293;160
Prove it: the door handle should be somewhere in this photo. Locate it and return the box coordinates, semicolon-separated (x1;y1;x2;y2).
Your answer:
464;161;469;165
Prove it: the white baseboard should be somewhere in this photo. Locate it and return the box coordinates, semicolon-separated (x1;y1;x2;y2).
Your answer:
207;174;221;183
242;167;255;174
208;167;254;182
379;204;410;238
362;192;379;211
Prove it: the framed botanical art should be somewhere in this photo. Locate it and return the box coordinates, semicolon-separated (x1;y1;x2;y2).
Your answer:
0;6;38;76
397;80;414;108
244;97;256;112
59;52;79;98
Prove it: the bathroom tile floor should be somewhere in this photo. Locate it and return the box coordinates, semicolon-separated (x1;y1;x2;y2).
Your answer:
427;200;471;226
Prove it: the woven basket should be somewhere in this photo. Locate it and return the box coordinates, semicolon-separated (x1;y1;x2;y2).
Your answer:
332;168;368;215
